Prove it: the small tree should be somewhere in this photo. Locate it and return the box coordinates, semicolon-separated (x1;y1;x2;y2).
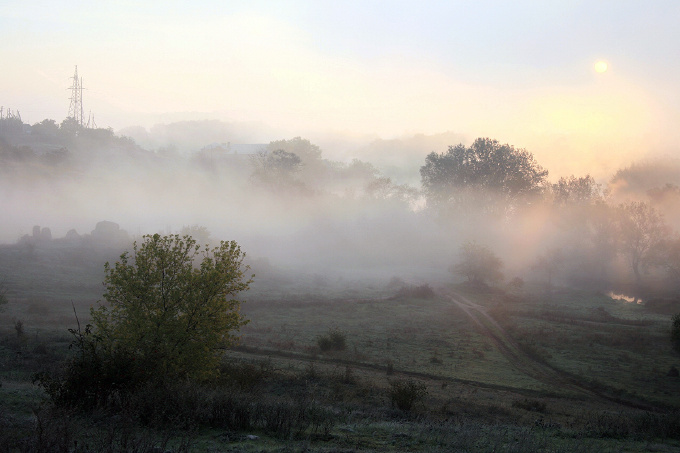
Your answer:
389;379;428;411
652;236;680;287
616;201;670;285
451;241;503;286
317;328;347;352
91;233;252;382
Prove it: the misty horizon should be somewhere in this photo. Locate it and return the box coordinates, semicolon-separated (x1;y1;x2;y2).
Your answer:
2;1;680;295
3;115;680;299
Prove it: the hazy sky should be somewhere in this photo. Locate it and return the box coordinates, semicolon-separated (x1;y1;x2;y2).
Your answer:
2;1;679;177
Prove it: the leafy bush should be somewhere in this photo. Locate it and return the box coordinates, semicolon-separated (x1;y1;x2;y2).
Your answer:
92;234;252;382
450;241;504;286
389;379;428;411
317;328;347;352
36;234;253;408
34;323;148;408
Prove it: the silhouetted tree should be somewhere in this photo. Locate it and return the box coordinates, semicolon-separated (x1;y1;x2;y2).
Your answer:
59;117;82;138
551;175;604;206
420;138;547;217
651;236;680;286
610;158;680;201
268;136;321;163
451;241;503;286
31;119;60;140
0;140;35;162
585;201;619;281
617;201;670;285
267;137;326;186
251;149;304;191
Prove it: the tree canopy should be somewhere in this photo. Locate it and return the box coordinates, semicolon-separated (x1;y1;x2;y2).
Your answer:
420;138;548;216
550;175;604;206
266;136;326;187
91;233;252;381
616;201;670;285
251;148;305;191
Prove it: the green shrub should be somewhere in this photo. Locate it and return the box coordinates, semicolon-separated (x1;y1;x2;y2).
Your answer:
36;234;253;409
91;234;251;382
389;379;428;411
317;328;346;352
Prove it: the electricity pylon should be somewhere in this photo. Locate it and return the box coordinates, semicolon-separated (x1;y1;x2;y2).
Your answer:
67;65;85;126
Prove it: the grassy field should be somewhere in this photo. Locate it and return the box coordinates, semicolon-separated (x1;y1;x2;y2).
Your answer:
1;242;680;452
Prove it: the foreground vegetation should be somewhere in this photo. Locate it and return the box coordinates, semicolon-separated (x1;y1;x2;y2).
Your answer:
1;239;680;452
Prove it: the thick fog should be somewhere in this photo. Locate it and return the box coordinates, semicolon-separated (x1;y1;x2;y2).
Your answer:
3;120;680;293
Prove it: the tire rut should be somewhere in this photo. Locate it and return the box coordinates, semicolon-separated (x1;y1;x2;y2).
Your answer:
443;288;662;411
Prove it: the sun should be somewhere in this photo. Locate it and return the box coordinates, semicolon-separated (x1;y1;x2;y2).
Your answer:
594;60;608;73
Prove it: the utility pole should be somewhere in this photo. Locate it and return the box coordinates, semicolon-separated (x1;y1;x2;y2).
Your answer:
67;65;85;126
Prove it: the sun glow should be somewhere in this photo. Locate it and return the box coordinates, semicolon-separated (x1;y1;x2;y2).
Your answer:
594;60;608;73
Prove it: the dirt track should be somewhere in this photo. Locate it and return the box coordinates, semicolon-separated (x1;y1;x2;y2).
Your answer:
442;288;661;411
442;289;591;396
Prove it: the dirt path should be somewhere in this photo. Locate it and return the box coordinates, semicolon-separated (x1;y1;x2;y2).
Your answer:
442;289;589;396
442;289;661;410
